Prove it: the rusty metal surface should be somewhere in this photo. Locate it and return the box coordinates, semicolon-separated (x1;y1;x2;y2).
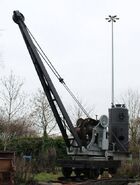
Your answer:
0;159;13;172
0;151;15;185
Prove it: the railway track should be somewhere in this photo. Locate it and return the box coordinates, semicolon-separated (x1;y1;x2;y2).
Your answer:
43;177;139;185
77;178;137;185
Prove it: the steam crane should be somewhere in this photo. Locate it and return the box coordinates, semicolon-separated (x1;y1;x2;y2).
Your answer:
13;11;130;178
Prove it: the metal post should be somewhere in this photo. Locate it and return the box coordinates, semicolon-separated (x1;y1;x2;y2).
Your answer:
105;15;119;107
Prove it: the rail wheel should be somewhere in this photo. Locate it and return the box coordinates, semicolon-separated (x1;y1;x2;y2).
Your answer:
83;168;90;178
100;168;104;175
93;168;100;178
74;168;82;177
108;167;117;174
84;168;100;179
62;167;72;178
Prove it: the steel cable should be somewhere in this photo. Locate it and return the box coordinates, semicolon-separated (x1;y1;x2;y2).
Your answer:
27;28;90;118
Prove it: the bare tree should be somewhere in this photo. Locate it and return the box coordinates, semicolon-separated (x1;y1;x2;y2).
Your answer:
121;89;140;121
121;89;140;152
30;89;56;137
0;72;30;150
69;98;95;125
0;72;26;120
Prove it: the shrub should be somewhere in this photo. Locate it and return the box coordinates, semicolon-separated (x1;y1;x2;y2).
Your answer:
117;160;140;178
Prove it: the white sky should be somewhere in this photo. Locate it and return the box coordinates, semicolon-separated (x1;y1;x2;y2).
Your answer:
0;0;140;118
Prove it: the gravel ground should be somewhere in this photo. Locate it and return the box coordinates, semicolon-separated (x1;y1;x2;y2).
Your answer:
37;179;140;185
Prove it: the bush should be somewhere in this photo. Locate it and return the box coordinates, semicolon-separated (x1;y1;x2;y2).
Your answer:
14;157;34;184
0;135;67;182
3;136;67;158
117;160;140;178
54;136;67;159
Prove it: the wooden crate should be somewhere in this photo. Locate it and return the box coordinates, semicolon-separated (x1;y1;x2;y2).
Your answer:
0;158;14;172
0;152;15;184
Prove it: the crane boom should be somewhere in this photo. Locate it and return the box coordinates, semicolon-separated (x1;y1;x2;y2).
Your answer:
13;10;82;148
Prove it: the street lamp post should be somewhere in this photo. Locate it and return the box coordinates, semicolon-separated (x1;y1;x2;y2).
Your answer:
105;15;119;107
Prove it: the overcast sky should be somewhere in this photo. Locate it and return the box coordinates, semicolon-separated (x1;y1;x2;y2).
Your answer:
0;0;140;118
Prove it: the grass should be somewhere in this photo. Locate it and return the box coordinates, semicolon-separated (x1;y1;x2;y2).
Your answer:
34;172;62;182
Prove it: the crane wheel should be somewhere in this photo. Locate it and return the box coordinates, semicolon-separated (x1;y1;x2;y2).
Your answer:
74;168;82;177
62;167;72;178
